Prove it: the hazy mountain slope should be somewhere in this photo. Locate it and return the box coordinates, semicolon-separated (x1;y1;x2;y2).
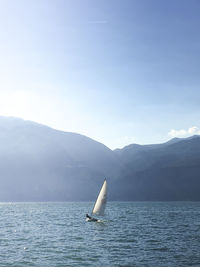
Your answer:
1;116;200;201
0;116;120;201
113;135;200;200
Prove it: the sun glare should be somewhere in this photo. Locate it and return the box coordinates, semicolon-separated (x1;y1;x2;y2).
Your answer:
0;91;37;119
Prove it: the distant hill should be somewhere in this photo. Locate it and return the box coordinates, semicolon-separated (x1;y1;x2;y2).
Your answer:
0;116;200;201
113;135;200;200
0;116;120;201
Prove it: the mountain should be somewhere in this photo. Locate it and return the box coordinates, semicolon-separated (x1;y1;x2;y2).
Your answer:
0;116;120;201
0;116;200;201
113;135;200;200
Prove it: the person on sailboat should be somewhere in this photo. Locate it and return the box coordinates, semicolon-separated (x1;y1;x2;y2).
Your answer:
86;214;91;219
86;214;98;222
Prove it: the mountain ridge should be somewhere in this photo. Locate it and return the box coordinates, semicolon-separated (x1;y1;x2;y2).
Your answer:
0;116;200;201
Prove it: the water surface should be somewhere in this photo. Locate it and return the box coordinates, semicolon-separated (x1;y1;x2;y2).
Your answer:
0;202;199;266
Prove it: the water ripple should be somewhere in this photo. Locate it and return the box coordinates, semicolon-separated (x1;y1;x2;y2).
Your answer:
0;202;200;266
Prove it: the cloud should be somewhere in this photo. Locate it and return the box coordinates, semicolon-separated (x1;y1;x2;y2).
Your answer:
168;126;200;137
188;126;199;134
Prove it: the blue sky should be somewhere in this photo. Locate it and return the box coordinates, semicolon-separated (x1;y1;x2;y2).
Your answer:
0;0;200;149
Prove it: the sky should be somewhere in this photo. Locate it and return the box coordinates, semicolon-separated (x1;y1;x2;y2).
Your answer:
1;0;200;149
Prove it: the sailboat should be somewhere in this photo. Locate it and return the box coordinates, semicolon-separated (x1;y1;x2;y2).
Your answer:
86;179;107;222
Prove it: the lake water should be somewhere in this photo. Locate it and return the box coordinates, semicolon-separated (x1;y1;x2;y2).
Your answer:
0;202;200;266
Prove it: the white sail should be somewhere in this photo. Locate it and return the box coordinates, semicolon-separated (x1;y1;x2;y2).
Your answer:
92;179;107;216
